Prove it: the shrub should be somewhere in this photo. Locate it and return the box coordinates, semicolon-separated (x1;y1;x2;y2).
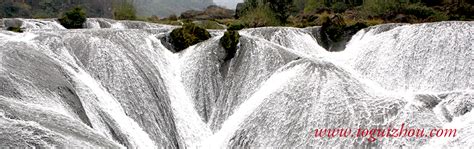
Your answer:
168;14;178;21
147;15;160;22
446;3;474;21
289;9;329;27
402;3;436;19
214;19;235;26
304;0;325;13
316;11;331;26
7;26;23;33
154;20;182;26
113;1;136;20
194;20;225;29
220;30;240;61
170;23;211;52
365;18;384;26
240;5;281;27
428;11;449;22
220;20;245;53
58;7;87;29
227;21;246;30
331;2;348;13
362;0;400;17
293;0;306;11
33;12;50;19
267;0;295;23
0;1;32;18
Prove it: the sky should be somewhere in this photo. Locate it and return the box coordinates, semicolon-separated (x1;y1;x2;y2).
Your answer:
213;0;243;9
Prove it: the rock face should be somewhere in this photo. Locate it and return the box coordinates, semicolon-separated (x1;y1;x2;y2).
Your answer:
0;19;473;148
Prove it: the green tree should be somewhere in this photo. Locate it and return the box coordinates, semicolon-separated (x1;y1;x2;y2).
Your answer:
239;0;295;24
240;5;281;27
220;29;240;61
304;0;325;13
59;7;87;29
293;0;307;10
170;23;211;52
362;0;401;17
266;0;295;23
0;1;32;18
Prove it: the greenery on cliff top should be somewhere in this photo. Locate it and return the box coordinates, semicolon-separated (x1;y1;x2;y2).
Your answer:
2;0;471;28
220;22;243;61
58;7;87;29
235;0;473;29
170;23;211;52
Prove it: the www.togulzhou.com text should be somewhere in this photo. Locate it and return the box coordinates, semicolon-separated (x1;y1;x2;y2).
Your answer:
313;123;456;142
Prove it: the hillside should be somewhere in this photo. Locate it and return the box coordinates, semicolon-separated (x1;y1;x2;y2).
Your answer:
133;0;214;17
0;0;214;18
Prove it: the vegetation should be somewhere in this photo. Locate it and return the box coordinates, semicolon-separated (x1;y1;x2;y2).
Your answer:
331;2;349;13
180;5;235;20
170;23;211;52
168;14;179;21
237;0;473;28
361;0;401;17
317;13;368;51
146;15;182;26
0;1;31;18
194;20;226;29
7;26;23;33
239;5;281;27
0;0;112;18
58;7;87;29
113;1;137;20
150;19;182;26
227;21;246;30
237;0;295;24
266;0;295;23
321;14;346;42
220;30;240;61
220;23;243;60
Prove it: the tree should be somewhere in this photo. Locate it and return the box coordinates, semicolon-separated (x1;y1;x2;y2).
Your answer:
0;1;32;18
59;7;87;29
266;0;295;23
170;23;211;52
220;30;240;61
239;0;295;23
304;0;325;13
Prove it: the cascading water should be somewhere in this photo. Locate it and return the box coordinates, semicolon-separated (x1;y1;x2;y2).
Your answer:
0;18;472;148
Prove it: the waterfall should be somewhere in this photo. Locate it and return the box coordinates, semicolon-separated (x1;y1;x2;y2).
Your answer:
0;19;472;148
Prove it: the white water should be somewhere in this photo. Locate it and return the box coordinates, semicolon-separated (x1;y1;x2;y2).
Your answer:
201;60;303;148
0;19;472;148
72;69;156;148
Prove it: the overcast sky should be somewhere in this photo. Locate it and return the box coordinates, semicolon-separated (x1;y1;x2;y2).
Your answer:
213;0;243;9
